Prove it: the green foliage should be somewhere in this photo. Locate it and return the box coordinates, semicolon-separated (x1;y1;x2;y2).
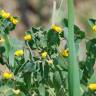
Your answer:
0;9;96;96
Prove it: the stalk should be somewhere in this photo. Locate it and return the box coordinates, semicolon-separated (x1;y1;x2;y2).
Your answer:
67;0;80;96
2;34;11;59
51;1;56;25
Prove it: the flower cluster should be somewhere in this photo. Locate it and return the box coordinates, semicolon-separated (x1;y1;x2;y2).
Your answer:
0;10;18;24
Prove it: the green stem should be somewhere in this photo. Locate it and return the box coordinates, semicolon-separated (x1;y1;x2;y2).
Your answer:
2;34;11;59
67;0;80;96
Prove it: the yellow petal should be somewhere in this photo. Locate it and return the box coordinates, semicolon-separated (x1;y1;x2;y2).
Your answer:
51;24;62;33
3;72;13;79
10;16;18;24
24;34;32;41
41;51;47;59
1;10;11;18
15;50;24;56
88;83;96;90
92;25;96;32
61;49;69;57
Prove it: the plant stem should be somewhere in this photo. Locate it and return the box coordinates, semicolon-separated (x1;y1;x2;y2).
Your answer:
51;1;56;25
2;34;11;59
67;0;80;96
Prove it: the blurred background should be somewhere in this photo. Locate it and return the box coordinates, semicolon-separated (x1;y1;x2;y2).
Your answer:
0;0;96;37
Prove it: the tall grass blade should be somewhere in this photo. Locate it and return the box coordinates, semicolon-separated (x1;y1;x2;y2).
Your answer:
67;0;80;96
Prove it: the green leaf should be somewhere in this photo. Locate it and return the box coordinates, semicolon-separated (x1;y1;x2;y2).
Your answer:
0;46;5;54
23;61;36;73
32;27;40;33
56;56;68;71
62;18;85;40
88;71;96;83
49;72;54;83
88;18;96;27
38;84;45;96
9;37;24;50
54;71;62;86
9;47;15;67
86;39;96;57
47;87;56;96
23;72;31;89
47;30;60;46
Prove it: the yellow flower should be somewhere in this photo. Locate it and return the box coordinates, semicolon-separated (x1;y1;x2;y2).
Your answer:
51;24;62;33
92;25;96;32
15;50;24;56
0;37;5;43
10;16;18;24
41;51;47;59
0;10;10;18
61;49;69;57
47;59;53;64
24;34;32;41
3;72;13;79
0;10;18;24
12;89;20;95
88;83;96;90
